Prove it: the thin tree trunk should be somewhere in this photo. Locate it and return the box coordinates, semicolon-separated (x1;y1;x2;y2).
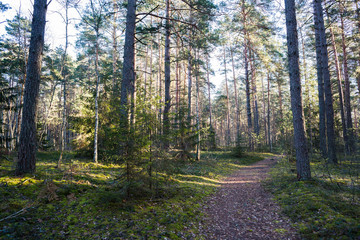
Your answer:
187;52;192;123
16;0;48;175
299;28;312;153
285;0;311;180
250;49;259;137
195;50;200;160
261;74;266;146
244;43;252;150
158;33;163;133
112;0;118;91
93;33;101;164
277;78;283;136
206;57;213;127
267;72;272;151
329;24;348;153
163;0;171;148
223;47;231;146
313;7;327;158
339;5;355;152
58;0;69;167
231;48;240;146
314;0;337;164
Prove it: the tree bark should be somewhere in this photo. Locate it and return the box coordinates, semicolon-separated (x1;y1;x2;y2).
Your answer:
339;5;355;152
231;48;241;146
285;0;311;180
195;50;201;160
223;47;231;146
267;72;272;151
163;0;171;148
206;57;213;127
313;0;337;163
329;24;348;153
120;0;137;125
313;5;327;158
58;0;70;167
16;0;48;175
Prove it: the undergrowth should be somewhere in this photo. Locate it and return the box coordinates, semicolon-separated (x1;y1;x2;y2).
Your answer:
265;155;360;239
0;150;274;239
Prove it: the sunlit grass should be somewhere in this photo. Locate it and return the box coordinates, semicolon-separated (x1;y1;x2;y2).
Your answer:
0;150;272;239
265;155;360;239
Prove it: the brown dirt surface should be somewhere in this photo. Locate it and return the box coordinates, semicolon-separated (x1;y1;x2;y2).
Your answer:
200;157;298;240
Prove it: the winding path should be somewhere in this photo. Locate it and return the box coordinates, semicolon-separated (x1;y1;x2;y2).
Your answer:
201;157;298;240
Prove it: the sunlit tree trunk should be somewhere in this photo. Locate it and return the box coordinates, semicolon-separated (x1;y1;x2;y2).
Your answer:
16;0;48;175
267;72;272;151
223;47;231;146
163;0;171;148
120;0;137;125
206;57;213;127
329;24;348;153
339;4;355;152
58;0;70;167
285;0;311;180
249;49;259;137
314;0;337;163
112;0;118;91
244;43;252;150
195;50;201;160
313;8;327;159
231;48;240;146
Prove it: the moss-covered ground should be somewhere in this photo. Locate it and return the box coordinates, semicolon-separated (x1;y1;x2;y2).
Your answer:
0;151;274;239
265;155;360;239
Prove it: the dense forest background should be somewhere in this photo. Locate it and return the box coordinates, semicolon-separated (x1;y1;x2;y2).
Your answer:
1;0;359;172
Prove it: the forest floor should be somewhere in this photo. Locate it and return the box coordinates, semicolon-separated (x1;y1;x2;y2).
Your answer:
1;151;359;239
200;157;298;240
0;150;275;239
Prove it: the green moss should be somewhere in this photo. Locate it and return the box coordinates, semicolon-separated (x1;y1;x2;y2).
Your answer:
0;150;270;239
265;156;360;239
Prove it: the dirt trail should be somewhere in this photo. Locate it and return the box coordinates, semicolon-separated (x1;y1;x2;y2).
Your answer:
201;157;298;240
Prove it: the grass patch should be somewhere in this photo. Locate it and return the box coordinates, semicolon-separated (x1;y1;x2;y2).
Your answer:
265;155;360;239
0;150;274;239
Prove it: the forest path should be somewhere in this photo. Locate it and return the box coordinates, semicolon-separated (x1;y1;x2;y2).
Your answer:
200;157;298;240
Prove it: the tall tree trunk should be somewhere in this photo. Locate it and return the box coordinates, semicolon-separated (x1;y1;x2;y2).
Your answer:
329;24;348;153
16;0;48;175
277;78;284;136
267;72;272;151
231;48;241;146
261;74;266;146
163;0;171;148
285;0;311;180
250;49;259;136
339;4;355;152
314;0;337;164
112;0;118;91
313;8;327;159
187;52;192;123
206;57;213;127
356;0;360;97
223;47;231;146
58;0;70;167
299;28;312;153
244;43;252;150
195;50;201;160
93;33;101;164
120;0;136;125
